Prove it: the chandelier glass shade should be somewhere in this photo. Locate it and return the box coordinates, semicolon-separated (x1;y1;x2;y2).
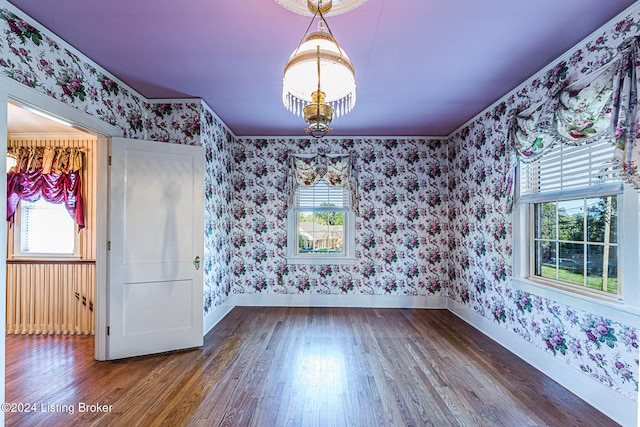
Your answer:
282;1;356;137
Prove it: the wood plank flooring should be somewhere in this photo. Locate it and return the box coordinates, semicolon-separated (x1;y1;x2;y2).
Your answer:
5;307;617;426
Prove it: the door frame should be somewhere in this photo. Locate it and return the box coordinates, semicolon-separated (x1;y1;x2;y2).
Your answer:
1;74;123;363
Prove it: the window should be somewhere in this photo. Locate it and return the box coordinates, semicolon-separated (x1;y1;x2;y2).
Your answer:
532;196;618;294
13;198;80;258
516;138;635;299
287;180;355;264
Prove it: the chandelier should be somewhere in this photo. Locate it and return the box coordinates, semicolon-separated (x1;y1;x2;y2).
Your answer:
282;0;356;138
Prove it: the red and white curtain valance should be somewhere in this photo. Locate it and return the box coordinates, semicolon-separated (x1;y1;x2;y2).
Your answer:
7;146;86;229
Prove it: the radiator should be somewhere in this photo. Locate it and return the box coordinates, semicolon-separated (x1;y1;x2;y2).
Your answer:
6;262;95;335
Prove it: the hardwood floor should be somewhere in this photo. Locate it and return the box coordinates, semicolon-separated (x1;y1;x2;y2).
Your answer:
5;307;617;426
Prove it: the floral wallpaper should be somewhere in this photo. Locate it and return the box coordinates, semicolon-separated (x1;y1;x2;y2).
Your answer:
0;0;637;407
231;137;449;297
447;10;640;400
0;8;148;139
0;5;233;312
200;104;235;313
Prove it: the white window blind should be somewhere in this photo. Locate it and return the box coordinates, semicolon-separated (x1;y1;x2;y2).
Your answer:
288;177;355;264
19;199;76;255
520;139;623;202
296;180;348;208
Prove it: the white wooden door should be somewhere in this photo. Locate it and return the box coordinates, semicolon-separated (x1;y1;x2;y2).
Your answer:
107;137;204;360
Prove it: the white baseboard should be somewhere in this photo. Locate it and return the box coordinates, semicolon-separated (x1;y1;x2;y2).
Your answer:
232;293;448;309
447;299;638;427
203;299;235;336
204;294;447;336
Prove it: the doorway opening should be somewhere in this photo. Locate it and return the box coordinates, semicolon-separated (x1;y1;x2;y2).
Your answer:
5;101;97;343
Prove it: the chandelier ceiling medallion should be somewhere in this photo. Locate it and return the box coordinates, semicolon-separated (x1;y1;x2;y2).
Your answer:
273;0;368;16
281;0;359;138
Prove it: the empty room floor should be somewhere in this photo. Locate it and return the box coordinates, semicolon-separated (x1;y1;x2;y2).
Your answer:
5;307;617;426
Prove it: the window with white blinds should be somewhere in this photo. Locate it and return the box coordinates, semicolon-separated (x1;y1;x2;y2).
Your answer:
517;138;626;297
15;199;79;257
288;179;355;264
520;139;622;202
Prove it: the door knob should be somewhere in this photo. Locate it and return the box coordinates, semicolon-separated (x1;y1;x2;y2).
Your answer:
193;256;201;270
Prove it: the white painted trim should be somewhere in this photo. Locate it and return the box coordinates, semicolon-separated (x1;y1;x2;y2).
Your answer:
1;75;123;138
0;90;8;427
511;178;640;320
232;293;448;309
447;299;638;427
94;137;110;361
8;133;99;140
203;299;236;337
619;182;640;310
234;135;446;140
148;98;201;104
286;256;357;265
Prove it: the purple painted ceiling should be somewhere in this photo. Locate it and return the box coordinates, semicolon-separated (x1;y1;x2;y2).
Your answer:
6;0;636;137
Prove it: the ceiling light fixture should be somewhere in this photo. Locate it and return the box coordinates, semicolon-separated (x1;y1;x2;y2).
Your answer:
282;0;356;138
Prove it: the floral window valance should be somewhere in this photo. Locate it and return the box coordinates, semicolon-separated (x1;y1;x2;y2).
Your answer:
7;146;86;229
288;152;359;214
510;36;640;189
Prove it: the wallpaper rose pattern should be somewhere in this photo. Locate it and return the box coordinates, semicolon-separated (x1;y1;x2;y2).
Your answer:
200;105;235;313
0;2;637;404
231;138;448;297
447;14;640;400
0;6;234;314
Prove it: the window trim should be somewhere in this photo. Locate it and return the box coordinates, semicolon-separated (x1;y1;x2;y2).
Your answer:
519;182;624;204
11;199;82;261
287;183;356;265
513;170;639;310
530;187;621;296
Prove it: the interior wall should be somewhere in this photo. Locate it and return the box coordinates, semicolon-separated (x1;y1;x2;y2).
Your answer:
231;137;449;298
200;104;235;313
446;6;640;406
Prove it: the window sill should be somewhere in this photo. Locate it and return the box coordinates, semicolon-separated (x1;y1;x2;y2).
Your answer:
7;257;89;264
287;256;356;266
510;276;640;325
10;254;82;261
528;275;622;303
